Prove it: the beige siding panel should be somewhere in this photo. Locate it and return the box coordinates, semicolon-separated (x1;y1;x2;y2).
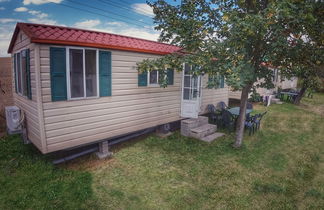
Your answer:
46;107;180;138
41;80;50;88
40;49;49;58
43;91;180;109
46;115;180;152
13;94;41;147
28;131;42;150
12;33;30;52
34;44;47;153
45;103;180;131
13;96;39;127
44;94;180;116
42;87;181;103
199;75;229;114
40;57;49;66
11;34;42;151
47;114;180;147
41;72;50;81
45;98;180;123
40;65;50;73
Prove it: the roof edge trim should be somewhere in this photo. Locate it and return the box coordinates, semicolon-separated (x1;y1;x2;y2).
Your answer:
31;39;172;55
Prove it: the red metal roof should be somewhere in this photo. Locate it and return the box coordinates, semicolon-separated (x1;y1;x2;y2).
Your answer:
8;22;181;55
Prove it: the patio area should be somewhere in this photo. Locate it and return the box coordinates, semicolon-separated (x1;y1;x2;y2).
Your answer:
207;101;266;136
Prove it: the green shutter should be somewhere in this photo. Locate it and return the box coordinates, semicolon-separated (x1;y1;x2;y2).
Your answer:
167;68;174;85
99;51;112;97
138;71;147;86
25;49;32;99
14;54;18;93
50;47;67;101
220;76;225;88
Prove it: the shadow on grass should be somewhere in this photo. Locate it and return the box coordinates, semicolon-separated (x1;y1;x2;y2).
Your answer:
0;135;99;210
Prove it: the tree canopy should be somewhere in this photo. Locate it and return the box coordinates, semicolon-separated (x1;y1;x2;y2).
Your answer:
137;0;324;147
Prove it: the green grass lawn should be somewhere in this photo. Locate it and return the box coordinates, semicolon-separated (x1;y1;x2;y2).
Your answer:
1;94;324;210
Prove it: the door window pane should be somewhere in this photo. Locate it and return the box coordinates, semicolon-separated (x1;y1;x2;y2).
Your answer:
70;49;84;98
184;75;190;87
183;88;190;100
149;70;158;84
184;63;191;75
85;50;97;97
191;76;198;89
192;89;198;99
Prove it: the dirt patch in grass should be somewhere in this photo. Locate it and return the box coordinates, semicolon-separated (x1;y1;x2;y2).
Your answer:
299;103;324;116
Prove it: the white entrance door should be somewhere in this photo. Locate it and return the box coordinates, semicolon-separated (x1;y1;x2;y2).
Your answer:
181;64;202;118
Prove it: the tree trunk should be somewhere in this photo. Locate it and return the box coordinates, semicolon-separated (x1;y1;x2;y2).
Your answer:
293;86;307;105
233;84;252;148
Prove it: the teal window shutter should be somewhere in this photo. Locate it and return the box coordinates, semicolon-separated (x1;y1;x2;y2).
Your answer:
138;71;147;86
167;68;174;85
99;51;112;96
14;54;18;93
220;76;225;88
25;49;32;99
50;47;67;101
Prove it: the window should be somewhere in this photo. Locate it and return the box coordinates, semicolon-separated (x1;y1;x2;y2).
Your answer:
67;48;98;99
183;64;200;100
208;73;225;89
149;70;158;85
14;49;31;99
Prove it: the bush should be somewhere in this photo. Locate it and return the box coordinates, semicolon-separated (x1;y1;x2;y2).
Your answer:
249;91;262;102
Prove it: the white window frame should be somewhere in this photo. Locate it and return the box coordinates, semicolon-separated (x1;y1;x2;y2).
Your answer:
147;69;172;87
14;47;28;98
147;70;159;87
66;46;99;100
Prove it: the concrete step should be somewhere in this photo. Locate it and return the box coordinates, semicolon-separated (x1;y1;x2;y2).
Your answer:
197;116;209;127
271;98;280;102
190;124;217;139
271;98;283;104
200;132;225;143
181;116;209;137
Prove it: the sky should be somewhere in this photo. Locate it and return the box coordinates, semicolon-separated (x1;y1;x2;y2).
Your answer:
0;0;169;57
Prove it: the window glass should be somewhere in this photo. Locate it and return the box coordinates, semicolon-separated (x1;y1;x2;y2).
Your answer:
70;49;84;98
184;75;190;87
21;50;27;96
85;50;97;97
16;53;22;94
184;63;191;75
191;76;198;89
149;70;158;84
192;88;198;99
183;88;190;100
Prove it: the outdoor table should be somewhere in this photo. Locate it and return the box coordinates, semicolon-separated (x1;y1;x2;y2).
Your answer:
228;107;253;116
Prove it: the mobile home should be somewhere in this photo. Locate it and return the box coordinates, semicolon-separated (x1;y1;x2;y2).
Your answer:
229;68;298;100
7;23;229;155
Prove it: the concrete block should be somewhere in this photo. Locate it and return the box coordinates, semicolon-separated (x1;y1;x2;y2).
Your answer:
190;124;217;139
96;141;112;159
200;132;225;143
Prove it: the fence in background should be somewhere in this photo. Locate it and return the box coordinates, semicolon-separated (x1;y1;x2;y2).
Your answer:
0;57;13;134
